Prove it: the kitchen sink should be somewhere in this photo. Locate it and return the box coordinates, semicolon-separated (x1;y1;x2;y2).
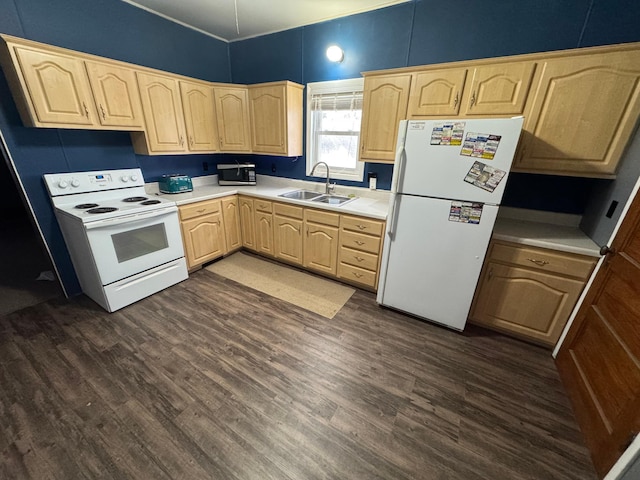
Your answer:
278;189;323;200
311;194;355;206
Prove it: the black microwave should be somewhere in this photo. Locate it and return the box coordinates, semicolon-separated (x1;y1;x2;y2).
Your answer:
217;163;256;185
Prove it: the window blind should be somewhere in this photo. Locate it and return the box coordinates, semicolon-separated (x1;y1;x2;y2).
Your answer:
310;91;363;112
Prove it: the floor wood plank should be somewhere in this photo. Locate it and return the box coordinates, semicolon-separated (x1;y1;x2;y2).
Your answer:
0;267;597;479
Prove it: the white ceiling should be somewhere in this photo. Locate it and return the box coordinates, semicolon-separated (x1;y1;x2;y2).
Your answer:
123;0;411;42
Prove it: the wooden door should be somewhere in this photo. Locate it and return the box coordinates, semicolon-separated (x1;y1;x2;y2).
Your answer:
359;74;411;162
214;86;252;152
407;68;467;117
274;214;303;265
136;72;186;153
181;213;226;268
556;189;640;477
14;46;97;126
221;196;242;253
255;211;274;256
249;84;286;154
84;60;144;129
239;197;256;251
180;81;219;152
304;222;339;276
518;50;640;177
461;61;536;116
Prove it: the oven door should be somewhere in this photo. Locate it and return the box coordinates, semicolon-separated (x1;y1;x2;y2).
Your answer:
84;206;185;285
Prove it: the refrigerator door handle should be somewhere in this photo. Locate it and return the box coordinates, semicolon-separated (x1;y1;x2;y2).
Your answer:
387;193;400;238
391;146;406;194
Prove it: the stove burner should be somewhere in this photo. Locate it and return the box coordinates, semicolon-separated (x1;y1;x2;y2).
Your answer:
75;203;99;209
87;207;118;214
123;196;148;203
141;200;161;205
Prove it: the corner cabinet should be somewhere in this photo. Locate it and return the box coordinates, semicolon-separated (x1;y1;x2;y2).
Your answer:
239;196;257;251
469;241;597;347
249;81;304;156
359;73;412;163
221;196;242;253
514;49;640;177
214;86;252;152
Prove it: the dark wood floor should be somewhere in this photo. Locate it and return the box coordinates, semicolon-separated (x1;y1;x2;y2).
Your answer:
0;267;597;479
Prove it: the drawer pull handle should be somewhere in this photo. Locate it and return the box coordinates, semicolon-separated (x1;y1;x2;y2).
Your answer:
352;272;363;278
527;258;549;266
453;91;459;108
197;208;206;213
356;224;367;230
355;256;365;262
100;104;106;120
83;101;89;117
354;240;365;246
469;91;476;108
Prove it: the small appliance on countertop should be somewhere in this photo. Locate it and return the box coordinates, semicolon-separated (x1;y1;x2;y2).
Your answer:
217;162;256;185
159;174;193;193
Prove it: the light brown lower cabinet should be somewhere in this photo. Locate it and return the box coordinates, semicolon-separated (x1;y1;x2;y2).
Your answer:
221;196;242;253
239;196;257;251
303;209;340;276
179;199;226;269
274;203;304;265
337;215;385;290
254;200;274;256
469;240;597;347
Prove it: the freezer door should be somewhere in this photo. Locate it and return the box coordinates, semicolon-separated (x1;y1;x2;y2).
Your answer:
398;117;524;203
377;195;498;330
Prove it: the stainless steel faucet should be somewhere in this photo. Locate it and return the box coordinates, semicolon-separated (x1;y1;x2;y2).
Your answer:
310;161;335;194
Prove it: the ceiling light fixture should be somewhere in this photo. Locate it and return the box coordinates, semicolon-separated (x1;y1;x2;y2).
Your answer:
326;45;344;63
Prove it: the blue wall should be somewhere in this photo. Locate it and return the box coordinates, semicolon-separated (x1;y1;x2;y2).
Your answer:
229;0;640;218
0;0;231;295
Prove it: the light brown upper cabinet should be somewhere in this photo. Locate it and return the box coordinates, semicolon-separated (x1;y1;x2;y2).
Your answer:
407;68;468;117
359;74;412;163
84;60;144;130
0;40;99;128
179;80;219;153
132;71;187;155
514;49;640;177
460;61;536;116
249;81;303;156
214;86;252;152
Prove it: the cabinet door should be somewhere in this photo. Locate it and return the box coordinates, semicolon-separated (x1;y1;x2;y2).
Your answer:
181;212;226;268
84;60;144;129
13;46;97;126
222;196;242;253
255;211;274;256
304;222;339;276
407;68;467;117
239;197;256;251
180;81;219;153
359;74;411;162
472;262;586;346
274;214;303;265
517;50;640;176
214;86;252;152
136;72;186;154
249;84;286;154
461;61;536;116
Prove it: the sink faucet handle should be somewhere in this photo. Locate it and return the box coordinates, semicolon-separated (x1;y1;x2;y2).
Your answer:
328;183;336;193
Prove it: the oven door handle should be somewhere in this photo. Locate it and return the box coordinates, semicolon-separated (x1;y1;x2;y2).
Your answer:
84;206;177;230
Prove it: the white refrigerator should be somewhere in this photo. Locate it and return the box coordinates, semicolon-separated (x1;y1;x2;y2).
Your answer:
376;117;524;330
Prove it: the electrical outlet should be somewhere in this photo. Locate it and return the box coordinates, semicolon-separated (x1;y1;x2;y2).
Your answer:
202;161;209;171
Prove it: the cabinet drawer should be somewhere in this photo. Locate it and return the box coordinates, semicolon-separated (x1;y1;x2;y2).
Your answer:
338;262;377;288
489;242;596;279
273;202;303;219
179;199;221;220
254;199;273;213
340;230;381;254
305;208;340;227
341;215;384;236
339;246;378;271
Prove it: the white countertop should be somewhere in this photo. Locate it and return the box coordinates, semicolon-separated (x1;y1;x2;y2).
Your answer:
146;174;390;220
147;175;600;257
493;207;601;257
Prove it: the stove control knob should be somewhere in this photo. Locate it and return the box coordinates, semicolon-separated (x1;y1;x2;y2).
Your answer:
130;174;138;182
120;176;129;183
71;179;80;188
57;180;68;189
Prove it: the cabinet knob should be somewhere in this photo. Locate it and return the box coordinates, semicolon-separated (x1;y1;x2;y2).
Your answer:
600;245;615;256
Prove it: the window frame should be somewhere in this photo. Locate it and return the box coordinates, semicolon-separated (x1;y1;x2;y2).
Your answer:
305;78;365;182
